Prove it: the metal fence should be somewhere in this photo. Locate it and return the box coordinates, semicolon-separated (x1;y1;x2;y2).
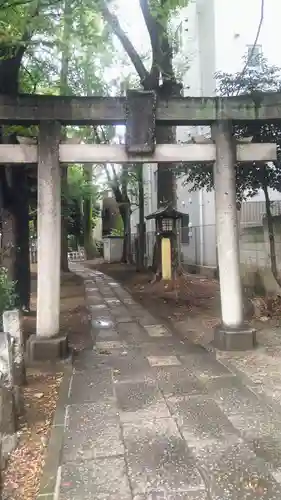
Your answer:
131;232;156;267
129;201;281;270
240;200;281;227
131;226;217;268
181;225;217;267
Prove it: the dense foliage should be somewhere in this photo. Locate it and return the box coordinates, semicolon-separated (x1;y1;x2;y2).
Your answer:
181;57;281;202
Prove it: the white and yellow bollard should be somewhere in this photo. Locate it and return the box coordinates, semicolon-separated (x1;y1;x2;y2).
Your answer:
161;237;172;280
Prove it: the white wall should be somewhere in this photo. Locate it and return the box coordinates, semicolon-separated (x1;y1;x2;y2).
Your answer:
131;0;281;268
176;0;281;267
248;189;281;203
130;163;157;234
214;0;281;73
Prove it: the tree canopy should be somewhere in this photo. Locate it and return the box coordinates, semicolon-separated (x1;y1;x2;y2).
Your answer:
64;165;100;249
181;57;281;202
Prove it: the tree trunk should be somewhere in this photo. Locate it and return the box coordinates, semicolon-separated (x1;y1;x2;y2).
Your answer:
1;209;16;280
61;167;69;272
155;124;177;207
120;203;132;263
12;168;30;310
153;123;178;276
120;165;132;264
137;164;146;270
83;196;94;259
0;42;31;300
0;139;31;310
263;183;281;288
83;165;96;259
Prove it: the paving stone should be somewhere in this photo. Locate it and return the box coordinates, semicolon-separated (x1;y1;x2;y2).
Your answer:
129;306;150;318
197;441;281;499
111;354;155;383
145;325;172;337
116;316;135;323
87;295;104;305
252;384;281;413
133;491;208;499
123;298;136;305
246;435;281;472
59;457;132;500
180;342;209;356
167;395;237;445
89;303;108;310
91;310;111;322
115;380;170;422
210;384;264;417
202;374;247;394
123;418;205;498
113;287;129;294
91;317;115;329
73;350;109;370
154;366;207;397
92;346;138;362
95;328;120;341
100;293;116;300
117;322;148;343
111;307;132;318
138;316;162;326
69;368;114;404
63;403;123;462
96;340;127;350
228;407;281;439
147;355;181;367
140;340;187;355
179;352;233;379
105;298;121;305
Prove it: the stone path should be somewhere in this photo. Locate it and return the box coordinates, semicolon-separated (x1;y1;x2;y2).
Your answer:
38;265;281;499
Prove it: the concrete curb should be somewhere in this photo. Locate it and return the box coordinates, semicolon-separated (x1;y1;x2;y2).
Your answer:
37;362;72;499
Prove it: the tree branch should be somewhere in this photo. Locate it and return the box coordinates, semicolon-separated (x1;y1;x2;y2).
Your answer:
139;0;176;86
93;126;120;189
139;0;160;83
98;0;149;84
158;0;176;84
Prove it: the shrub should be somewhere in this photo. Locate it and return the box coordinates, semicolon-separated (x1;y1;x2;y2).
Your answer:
0;267;18;320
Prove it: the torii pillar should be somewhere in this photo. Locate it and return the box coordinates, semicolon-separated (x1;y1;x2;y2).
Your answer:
212;120;256;350
27;121;68;361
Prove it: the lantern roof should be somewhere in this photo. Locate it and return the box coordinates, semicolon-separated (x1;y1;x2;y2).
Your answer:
146;203;186;221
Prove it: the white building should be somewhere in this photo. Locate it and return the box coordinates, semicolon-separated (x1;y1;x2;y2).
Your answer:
131;0;281;268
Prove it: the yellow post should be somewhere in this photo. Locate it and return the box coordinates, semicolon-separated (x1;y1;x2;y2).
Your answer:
161;237;172;280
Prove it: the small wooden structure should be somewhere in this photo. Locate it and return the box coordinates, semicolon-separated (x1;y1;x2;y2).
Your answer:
146;205;186;280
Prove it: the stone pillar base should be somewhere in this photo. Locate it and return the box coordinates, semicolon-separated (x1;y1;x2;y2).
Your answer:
213;324;256;351
27;334;69;362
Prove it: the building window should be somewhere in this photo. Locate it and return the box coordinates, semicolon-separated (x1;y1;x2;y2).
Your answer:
247;44;262;69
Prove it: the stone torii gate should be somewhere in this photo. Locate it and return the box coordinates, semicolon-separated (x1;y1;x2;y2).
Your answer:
0;91;278;357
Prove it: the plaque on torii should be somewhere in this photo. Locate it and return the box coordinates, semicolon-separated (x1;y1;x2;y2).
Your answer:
125;89;157;155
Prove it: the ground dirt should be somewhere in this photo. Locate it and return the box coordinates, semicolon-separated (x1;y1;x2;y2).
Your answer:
88;261;222;347
2;269;91;500
87;261;281;348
